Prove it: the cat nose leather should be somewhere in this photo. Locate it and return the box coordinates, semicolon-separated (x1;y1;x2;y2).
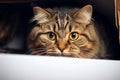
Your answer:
57;39;67;52
58;46;66;52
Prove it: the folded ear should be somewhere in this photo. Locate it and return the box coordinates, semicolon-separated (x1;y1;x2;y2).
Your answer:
73;5;93;24
32;6;51;23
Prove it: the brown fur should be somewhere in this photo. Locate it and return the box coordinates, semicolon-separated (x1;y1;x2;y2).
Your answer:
28;5;108;59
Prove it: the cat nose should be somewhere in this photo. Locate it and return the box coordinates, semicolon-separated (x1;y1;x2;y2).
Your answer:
58;45;66;52
57;39;67;52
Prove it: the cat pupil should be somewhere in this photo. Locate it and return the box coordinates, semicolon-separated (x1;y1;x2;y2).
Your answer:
49;32;55;39
71;32;76;38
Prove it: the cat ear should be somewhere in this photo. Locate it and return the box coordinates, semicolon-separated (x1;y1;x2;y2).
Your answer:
32;6;51;23
73;5;92;24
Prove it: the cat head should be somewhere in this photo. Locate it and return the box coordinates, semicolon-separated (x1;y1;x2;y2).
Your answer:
28;5;100;58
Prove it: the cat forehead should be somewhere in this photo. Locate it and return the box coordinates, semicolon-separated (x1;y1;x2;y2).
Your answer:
48;8;78;17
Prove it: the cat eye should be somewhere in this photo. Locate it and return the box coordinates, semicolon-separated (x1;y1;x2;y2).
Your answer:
69;32;79;41
48;32;56;40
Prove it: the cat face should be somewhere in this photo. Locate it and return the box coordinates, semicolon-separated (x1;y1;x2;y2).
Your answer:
28;5;100;58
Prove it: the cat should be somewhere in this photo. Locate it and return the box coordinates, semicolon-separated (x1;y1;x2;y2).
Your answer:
28;5;110;59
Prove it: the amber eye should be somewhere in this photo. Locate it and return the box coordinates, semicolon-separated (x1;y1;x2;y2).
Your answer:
70;32;79;41
48;32;56;40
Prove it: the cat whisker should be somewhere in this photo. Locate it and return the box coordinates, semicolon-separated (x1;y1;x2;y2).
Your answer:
32;50;46;52
32;53;46;55
47;51;57;53
80;50;92;54
31;52;46;55
31;51;46;55
79;50;95;58
31;50;46;54
31;50;45;52
31;48;45;51
29;48;45;52
74;54;82;58
26;48;46;54
86;53;95;57
37;52;47;55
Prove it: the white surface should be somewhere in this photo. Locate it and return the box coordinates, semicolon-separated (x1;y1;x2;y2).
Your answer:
0;54;120;80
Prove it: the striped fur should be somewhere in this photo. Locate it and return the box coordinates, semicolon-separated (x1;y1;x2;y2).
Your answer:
28;5;108;58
